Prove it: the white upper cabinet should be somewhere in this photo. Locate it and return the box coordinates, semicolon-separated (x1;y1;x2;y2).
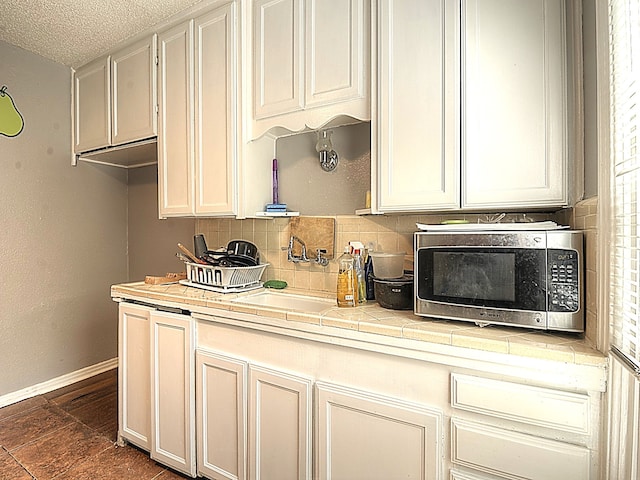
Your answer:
375;0;460;212
158;20;194;217
461;0;568;209
158;2;238;218
74;57;111;153
194;3;238;216
251;0;369;138
375;0;571;213
74;35;157;153
111;37;158;146
253;0;304;120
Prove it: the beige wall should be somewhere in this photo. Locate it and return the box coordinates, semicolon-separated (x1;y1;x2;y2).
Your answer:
0;40;128;397
127;165;195;281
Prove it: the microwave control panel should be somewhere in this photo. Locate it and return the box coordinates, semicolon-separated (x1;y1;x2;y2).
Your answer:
548;249;580;312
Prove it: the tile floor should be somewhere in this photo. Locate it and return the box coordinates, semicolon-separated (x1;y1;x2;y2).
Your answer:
0;369;198;479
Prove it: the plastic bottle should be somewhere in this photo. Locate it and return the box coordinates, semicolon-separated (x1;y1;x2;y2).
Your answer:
336;247;356;307
364;252;375;300
353;248;367;305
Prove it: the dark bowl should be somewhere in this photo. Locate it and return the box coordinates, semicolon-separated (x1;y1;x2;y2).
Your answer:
373;274;414;310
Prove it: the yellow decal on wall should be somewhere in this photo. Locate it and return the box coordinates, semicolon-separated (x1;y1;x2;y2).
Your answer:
0;85;24;137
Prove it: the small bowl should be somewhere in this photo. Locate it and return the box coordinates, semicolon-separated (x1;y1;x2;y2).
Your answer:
369;252;405;279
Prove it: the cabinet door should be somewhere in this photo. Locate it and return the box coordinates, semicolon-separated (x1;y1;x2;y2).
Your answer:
451;418;590;480
316;381;443;480
376;0;460;212
253;0;304;119
305;0;366;107
194;4;238;216
150;310;196;476
111;35;157;146
74;56;110;152
248;364;312;480
462;0;567;208
196;350;247;480
118;303;152;450
158;20;194;217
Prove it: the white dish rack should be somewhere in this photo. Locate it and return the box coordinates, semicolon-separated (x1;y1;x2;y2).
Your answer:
180;262;269;292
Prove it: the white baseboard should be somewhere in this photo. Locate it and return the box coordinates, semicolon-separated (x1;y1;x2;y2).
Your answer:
0;357;118;409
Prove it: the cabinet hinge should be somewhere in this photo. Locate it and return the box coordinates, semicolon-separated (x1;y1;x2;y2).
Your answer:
155;56;159;66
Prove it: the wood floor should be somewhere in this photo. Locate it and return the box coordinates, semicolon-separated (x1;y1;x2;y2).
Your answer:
0;369;195;479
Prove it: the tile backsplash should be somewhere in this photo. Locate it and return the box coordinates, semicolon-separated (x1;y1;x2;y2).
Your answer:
196;211;555;295
569;197;598;347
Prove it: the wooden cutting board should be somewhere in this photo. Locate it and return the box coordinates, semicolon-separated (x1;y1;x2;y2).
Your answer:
289;216;336;259
144;272;187;284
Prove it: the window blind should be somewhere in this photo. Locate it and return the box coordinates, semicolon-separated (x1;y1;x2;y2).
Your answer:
609;0;640;370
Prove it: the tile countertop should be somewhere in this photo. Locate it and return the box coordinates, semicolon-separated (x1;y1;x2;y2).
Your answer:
111;281;606;371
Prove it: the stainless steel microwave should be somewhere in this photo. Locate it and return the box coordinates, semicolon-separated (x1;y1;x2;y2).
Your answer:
414;230;584;332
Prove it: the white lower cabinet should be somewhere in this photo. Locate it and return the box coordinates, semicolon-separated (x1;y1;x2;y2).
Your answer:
117;303;197;477
149;310;196;477
119;305;602;480
316;381;443;480
450;373;596;480
196;350;247;480
249;365;312;480
451;419;590;480
118;303;152;450
195;350;312;480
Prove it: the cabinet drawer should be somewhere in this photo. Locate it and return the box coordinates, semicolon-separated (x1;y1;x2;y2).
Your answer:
451;419;590;480
450;468;504;480
451;374;590;434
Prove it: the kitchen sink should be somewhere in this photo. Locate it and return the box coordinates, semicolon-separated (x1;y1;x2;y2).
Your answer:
232;291;335;313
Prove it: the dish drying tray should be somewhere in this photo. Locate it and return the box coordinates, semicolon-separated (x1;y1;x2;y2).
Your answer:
179;262;269;293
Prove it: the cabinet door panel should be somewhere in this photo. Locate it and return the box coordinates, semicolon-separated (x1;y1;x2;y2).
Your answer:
253;0;304;119
377;0;459;212
305;0;365;106
462;0;567;208
195;4;237;216
150;311;196;476
451;418;590;480
118;303;151;450
158;21;194;217
249;365;312;480
74;57;110;152
111;35;157;145
196;350;247;480
316;381;443;480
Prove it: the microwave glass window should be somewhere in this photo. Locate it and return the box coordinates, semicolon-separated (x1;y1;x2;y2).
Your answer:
417;247;546;311
432;252;515;302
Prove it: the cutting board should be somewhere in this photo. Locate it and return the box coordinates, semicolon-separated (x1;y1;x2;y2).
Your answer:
289;217;336;259
144;272;187;284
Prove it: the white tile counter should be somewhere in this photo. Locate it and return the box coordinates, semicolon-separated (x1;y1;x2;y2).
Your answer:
111;282;607;381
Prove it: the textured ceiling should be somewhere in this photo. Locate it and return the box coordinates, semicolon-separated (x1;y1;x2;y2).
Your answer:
0;0;203;68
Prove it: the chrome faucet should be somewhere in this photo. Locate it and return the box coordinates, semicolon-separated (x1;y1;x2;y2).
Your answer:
288;235;310;263
315;248;329;267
